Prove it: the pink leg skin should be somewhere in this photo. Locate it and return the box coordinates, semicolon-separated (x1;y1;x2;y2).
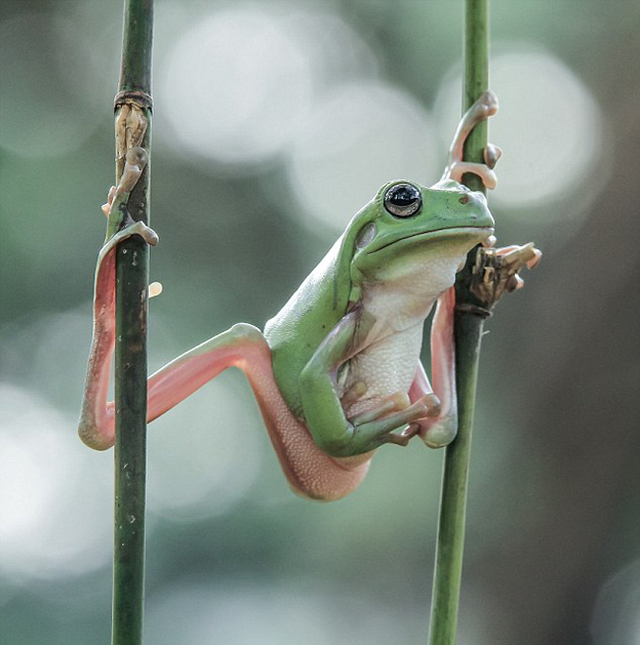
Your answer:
80;314;372;501
408;287;458;448
155;326;373;501
78;246;117;450
78;221;158;450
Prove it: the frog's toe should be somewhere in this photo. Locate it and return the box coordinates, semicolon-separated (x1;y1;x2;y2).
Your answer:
101;186;117;217
478;89;499;116
387;423;421;447
139;223;159;246
127;221;159;246
422;415;458;448
484;144;502;169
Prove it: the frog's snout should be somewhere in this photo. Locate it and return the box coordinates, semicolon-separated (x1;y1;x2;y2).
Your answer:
462;192;494;228
457;190;486;208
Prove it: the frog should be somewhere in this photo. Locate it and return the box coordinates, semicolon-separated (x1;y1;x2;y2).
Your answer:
79;90;506;501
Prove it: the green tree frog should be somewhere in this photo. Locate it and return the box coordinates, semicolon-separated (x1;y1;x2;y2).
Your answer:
80;91;506;501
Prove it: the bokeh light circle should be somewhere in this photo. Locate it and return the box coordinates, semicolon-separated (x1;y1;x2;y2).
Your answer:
434;47;607;218
148;374;263;521
287;81;440;232
0;384;112;581
159;7;313;167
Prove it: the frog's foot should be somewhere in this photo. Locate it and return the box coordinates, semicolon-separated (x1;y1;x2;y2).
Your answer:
102;186;117;217
102;148;148;218
448;90;498;161
99;220;159;261
494;242;542;268
441;90;501;189
471;89;499;120
102;147;149;235
112;147;148;205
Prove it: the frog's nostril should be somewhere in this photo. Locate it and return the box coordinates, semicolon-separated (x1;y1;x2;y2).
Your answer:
458;195;469;204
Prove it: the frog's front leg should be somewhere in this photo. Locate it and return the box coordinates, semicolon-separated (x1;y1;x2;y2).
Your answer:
299;311;437;457
410;245;541;449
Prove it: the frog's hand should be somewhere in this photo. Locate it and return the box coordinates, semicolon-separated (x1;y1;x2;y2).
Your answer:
300;311;433;457
81;321;371;501
441;90;501;189
409;287;458;448
78;220;158;451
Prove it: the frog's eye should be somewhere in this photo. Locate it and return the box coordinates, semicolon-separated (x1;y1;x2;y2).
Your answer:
383;183;422;218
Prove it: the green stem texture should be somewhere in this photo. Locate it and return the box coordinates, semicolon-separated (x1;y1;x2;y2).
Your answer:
112;1;153;644
428;1;489;644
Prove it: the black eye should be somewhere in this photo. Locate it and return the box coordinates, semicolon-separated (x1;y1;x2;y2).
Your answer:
383;183;422;218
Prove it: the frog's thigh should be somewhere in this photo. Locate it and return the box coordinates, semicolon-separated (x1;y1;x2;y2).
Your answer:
238;325;372;501
148;323;370;501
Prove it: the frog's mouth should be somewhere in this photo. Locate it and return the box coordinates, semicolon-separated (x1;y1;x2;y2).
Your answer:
370;226;494;254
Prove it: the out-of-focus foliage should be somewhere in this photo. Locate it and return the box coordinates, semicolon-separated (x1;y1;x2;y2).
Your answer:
1;1;639;643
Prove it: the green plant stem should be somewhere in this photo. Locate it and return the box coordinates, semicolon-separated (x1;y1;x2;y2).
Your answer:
112;1;154;644
428;1;489;644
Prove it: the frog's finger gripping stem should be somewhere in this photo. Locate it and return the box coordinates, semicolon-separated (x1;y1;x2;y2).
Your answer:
441;90;500;189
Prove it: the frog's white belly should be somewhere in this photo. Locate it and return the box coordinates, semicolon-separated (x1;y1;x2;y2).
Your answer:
341;244;465;417
342;276;443;417
343;324;425;417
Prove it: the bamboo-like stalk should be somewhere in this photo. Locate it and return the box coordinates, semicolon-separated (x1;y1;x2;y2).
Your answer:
428;1;489;643
112;1;154;644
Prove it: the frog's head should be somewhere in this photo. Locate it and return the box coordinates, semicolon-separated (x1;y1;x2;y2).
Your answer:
349;178;495;287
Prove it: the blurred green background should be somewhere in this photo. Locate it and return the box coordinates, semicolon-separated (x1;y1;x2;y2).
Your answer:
1;1;639;643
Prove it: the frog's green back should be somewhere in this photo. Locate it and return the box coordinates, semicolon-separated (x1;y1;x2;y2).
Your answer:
264;208;372;419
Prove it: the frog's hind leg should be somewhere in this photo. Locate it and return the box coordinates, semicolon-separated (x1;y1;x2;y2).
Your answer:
442;89;501;189
82;318;371;501
147;323;372;501
78;220;158;451
408;287;459;448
